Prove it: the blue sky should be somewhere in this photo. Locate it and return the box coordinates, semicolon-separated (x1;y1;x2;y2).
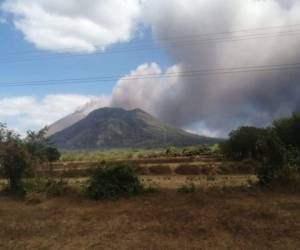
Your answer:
0;23;171;98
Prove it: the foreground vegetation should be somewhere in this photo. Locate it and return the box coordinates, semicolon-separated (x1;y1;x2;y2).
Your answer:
0;114;300;249
0;188;299;250
0;124;60;194
60;144;214;162
221;113;300;185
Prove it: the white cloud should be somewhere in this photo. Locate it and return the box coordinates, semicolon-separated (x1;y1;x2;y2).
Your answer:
111;62;180;116
1;0;142;53
0;94;103;135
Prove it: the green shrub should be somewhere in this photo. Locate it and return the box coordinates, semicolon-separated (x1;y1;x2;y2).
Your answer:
182;145;211;157
142;185;160;194
24;177;66;197
85;162;142;200
45;179;66;197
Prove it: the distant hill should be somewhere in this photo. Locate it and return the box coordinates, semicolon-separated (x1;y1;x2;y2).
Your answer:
49;107;222;150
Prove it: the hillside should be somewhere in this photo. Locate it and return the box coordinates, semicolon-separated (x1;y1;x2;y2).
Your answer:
49;107;221;150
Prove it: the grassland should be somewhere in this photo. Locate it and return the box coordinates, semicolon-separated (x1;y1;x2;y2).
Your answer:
0;188;300;250
0;149;299;250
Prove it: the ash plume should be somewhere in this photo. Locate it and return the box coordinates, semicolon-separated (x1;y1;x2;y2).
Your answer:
112;0;300;136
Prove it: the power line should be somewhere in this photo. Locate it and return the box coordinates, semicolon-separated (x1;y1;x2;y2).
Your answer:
1;61;300;88
0;25;300;59
3;23;300;57
2;31;300;64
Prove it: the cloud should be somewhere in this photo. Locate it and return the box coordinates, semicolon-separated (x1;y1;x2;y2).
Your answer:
0;94;106;135
111;63;180;115
1;0;142;53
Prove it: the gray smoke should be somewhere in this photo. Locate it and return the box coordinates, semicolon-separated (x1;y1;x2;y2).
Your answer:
111;0;300;136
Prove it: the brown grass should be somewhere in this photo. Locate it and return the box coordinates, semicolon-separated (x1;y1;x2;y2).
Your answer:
148;165;173;175
35;160;255;178
174;165;201;175
139;175;257;190
0;189;299;250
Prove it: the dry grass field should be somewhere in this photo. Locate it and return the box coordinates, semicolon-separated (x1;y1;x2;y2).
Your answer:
0;189;300;250
37;154;255;178
0;153;299;250
64;175;257;190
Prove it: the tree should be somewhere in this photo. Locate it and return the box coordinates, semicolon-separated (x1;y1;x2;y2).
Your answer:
221;126;266;160
272;113;300;149
25;127;60;163
255;129;286;184
0;124;61;194
0;124;31;192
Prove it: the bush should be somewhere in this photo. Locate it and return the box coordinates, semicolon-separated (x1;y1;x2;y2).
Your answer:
24;177;66;197
165;147;181;157
45;179;66;197
182;145;211;157
85;162;142;200
142;185;160;194
25;192;45;204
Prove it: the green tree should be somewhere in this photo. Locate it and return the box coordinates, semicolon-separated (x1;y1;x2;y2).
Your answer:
25;127;60;163
272;113;300;149
256;129;286;185
221;126;266;160
0;124;31;193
